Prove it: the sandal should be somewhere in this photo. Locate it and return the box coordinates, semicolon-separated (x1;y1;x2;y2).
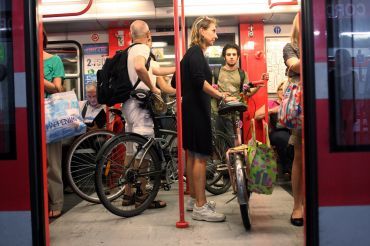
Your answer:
147;200;167;209
49;210;62;218
135;194;167;209
121;195;135;206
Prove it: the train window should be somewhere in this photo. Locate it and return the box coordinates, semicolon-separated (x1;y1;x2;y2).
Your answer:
0;0;16;159
206;33;235;69
327;0;370;150
45;42;83;99
151;35;175;67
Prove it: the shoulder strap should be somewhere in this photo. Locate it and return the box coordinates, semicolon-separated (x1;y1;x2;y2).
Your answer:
213;67;220;84
81;101;88;118
238;68;246;92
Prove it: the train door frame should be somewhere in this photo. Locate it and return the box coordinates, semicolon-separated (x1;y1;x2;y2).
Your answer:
26;0;49;245
301;1;319;244
33;1;319;245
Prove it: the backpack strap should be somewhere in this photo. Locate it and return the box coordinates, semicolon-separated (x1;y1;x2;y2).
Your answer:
213;67;220;85
81;101;88;119
238;68;246;92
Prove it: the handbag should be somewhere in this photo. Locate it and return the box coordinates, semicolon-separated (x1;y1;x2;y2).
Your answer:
246;119;277;195
45;90;86;143
277;64;302;129
150;93;167;115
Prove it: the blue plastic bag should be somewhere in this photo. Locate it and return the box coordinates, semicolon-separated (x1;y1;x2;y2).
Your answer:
45;90;86;143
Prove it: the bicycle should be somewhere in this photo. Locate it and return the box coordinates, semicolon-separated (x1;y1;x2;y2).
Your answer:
205;80;266;196
64;108;124;203
218;100;252;230
205;126;233;195
95;90;178;217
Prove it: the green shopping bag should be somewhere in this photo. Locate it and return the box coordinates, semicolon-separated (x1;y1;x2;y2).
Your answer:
247;119;277;195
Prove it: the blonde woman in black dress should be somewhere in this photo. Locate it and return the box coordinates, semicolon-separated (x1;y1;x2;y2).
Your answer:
181;16;236;222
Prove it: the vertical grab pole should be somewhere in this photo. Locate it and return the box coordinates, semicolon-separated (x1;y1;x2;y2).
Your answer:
181;0;186;57
174;0;189;228
180;0;190;195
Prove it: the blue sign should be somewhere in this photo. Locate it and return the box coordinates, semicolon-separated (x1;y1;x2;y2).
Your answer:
274;26;282;34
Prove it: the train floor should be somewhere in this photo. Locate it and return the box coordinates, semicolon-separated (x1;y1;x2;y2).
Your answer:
50;183;303;246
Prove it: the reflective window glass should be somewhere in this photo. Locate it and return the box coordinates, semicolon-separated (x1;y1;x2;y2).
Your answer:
327;0;370;150
0;0;16;158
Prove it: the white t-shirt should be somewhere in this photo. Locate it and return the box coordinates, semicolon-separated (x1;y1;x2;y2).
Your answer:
78;100;105;125
148;60;160;85
127;44;154;91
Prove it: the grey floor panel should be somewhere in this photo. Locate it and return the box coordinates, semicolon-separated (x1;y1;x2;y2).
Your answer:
50;185;303;246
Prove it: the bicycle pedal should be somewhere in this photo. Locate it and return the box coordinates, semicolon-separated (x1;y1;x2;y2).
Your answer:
226;195;237;204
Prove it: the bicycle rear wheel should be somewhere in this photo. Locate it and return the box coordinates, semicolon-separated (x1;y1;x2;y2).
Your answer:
65;129;115;203
95;134;161;217
235;154;251;230
206;132;232;195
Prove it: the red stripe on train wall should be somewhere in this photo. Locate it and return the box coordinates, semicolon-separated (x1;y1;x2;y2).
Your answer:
240;23;267;143
0;108;31;211
108;28;131;57
316;99;370;206
11;0;25;73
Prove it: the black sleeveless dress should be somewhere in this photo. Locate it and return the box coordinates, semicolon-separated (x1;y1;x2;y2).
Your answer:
181;45;213;155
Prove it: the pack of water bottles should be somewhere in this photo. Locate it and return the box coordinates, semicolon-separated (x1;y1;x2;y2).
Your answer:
45;90;86;143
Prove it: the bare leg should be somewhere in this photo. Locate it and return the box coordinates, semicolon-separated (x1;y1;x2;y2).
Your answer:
186;150;195;198
291;143;303;218
193;157;207;207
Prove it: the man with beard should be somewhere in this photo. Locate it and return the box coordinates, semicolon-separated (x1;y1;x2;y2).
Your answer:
211;43;268;145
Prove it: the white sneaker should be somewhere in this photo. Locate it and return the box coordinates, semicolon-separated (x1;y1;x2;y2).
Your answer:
186;198;216;211
191;202;226;222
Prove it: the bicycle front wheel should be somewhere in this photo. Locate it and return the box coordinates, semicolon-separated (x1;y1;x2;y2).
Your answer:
235;154;251;230
206;132;232;195
65;129;115;203
95;134;161;217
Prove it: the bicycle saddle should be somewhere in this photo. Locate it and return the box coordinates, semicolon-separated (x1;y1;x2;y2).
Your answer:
130;89;150;101
109;108;122;116
218;101;247;115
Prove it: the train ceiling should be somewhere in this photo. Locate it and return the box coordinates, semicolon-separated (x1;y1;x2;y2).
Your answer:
42;0;299;33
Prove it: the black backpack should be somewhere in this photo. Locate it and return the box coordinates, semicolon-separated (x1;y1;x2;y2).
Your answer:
96;43;151;106
213;67;246;92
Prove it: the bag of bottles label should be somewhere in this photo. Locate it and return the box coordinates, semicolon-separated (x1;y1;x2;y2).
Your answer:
45;90;86;143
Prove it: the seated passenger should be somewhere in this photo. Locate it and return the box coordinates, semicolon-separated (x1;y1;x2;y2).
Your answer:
79;83;106;130
254;82;293;180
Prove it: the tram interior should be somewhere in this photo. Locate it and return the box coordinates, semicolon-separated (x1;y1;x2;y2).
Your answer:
41;0;305;245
